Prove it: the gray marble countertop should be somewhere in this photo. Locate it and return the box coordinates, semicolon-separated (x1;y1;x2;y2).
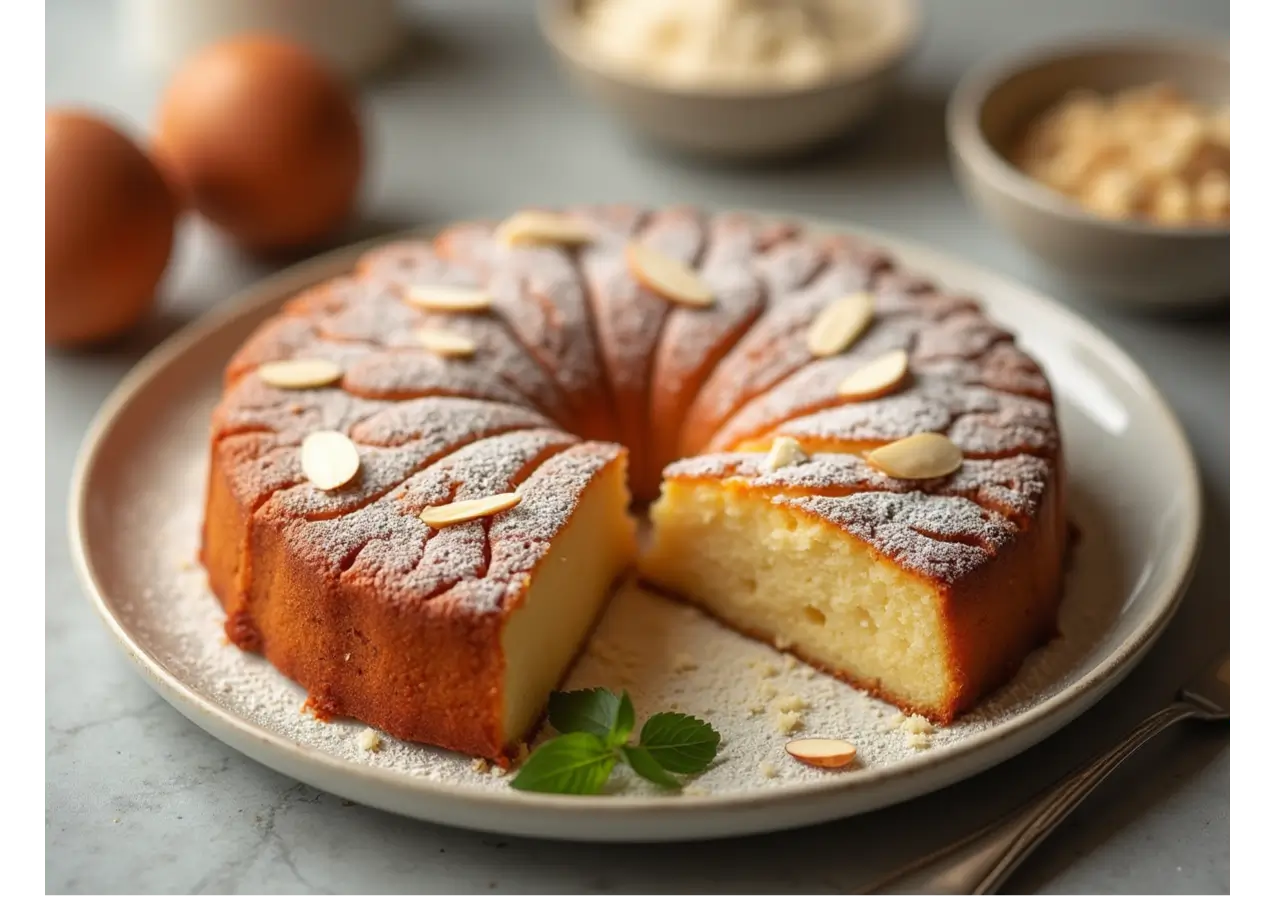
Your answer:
46;0;1228;892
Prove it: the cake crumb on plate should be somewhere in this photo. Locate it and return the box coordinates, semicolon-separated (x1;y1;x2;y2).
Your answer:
776;710;803;735
906;732;932;750
776;694;808;713
357;728;381;753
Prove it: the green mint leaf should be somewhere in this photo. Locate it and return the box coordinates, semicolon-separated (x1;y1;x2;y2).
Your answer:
637;712;721;774
620;745;680;789
547;688;624;740
612;690;636;745
509;733;617;795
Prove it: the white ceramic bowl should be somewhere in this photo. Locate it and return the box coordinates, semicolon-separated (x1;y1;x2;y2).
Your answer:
537;0;921;160
947;37;1229;309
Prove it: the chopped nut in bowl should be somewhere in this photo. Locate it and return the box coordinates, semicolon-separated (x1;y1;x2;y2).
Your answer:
948;37;1228;309
1014;82;1228;227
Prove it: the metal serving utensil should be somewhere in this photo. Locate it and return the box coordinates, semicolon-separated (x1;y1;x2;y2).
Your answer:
862;653;1230;894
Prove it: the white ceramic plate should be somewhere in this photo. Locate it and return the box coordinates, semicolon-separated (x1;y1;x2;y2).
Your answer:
69;215;1201;842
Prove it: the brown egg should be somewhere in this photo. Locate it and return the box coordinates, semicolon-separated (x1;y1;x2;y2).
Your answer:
153;36;364;252
46;109;178;348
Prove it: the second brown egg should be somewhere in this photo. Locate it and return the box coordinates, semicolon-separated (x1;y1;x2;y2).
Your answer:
153;35;364;253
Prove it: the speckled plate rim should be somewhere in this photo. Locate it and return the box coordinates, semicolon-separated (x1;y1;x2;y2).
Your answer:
68;213;1202;842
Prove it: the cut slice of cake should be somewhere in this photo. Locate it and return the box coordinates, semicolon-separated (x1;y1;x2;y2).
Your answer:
204;387;636;759
640;451;1065;723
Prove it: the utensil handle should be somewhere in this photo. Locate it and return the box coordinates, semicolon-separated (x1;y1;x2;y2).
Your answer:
865;701;1200;894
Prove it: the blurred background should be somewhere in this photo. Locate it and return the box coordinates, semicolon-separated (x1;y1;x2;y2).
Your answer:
46;0;1229;348
47;0;1228;893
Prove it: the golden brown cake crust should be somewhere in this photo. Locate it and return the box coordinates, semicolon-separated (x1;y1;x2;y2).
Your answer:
202;205;1068;755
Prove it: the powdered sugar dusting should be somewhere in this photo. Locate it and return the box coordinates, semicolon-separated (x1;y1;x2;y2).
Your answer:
213;376;389;445
768;378;1057;459
86;205;1190;819
154;205;1095;801
488;443;622;597
664;451;1050;523
350;397;550;448
149;449;1117;798
342;351;527;406
434;218;607;402
582;206;704;395
686;249;881;437
651;215;766;411
316;291;571;423
279;430;584;607
789;492;1011;582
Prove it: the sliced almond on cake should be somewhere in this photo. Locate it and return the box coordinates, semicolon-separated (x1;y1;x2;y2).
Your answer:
405;284;493;313
415;327;477;358
625;243;714;308
300;431;361;491
866;432;963;479
419;492;522;527
495;210;594;247
762;436;808;473
785;738;857;769
257;358;343;389
807;292;874;357
837;349;909;400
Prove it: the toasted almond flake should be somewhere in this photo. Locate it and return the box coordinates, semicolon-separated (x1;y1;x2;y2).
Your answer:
761;436;808;472
415;327;477;358
257;358;343;389
807;292;875;357
300;431;361;491
419;492;521;528
838;349;909;400
866;432;963;479
625;243;714;307
785;738;857;769
404;284;493;312
495;210;594;247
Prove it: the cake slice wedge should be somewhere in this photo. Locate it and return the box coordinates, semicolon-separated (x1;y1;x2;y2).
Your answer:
640;451;1065;723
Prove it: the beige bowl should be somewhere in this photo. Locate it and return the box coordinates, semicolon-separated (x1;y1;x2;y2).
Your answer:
947;37;1229;308
537;0;920;161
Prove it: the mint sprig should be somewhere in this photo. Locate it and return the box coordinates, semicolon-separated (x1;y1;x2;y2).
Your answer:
510;689;720;795
638;712;722;774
